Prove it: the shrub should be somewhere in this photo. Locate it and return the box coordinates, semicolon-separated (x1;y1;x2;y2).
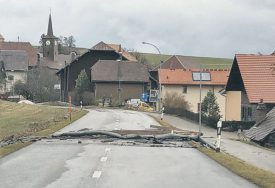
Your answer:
163;92;190;110
82;91;94;105
14;80;33;100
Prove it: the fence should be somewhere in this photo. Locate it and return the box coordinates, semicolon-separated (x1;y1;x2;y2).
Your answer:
165;107;255;131
165;107;214;126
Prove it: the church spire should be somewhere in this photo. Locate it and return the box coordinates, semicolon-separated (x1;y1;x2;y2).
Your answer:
47;13;54;36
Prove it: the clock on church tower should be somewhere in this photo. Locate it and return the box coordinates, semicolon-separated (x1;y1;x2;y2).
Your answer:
41;13;58;61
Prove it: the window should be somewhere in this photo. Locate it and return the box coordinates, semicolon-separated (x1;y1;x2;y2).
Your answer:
182;86;187;94
8;75;14;81
192;72;211;81
241;105;253;121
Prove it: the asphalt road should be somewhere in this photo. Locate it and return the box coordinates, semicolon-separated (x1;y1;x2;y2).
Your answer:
55;109;160;134
0;109;257;188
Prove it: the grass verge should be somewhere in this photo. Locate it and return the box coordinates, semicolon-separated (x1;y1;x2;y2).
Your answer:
0;100;88;158
194;142;275;188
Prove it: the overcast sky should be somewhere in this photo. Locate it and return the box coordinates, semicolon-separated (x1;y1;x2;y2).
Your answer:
1;0;275;58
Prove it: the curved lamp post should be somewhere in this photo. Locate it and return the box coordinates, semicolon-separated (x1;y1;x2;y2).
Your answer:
142;42;162;111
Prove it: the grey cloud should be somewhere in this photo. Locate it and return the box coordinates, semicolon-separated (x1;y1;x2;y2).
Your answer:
0;0;274;58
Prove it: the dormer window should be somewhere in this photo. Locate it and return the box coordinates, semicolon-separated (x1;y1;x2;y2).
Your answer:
192;72;211;81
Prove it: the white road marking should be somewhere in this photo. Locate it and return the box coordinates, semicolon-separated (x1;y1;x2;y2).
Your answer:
92;171;102;178
100;157;108;162
105;148;111;152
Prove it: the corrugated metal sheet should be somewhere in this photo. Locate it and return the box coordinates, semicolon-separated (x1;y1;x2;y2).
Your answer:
236;54;275;103
245;107;275;141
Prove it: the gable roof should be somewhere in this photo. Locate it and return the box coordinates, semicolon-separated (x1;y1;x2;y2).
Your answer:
0;41;37;66
91;41;137;61
91;60;149;83
229;54;275;103
158;69;229;86
0;50;28;71
152;55;232;71
245;107;275;142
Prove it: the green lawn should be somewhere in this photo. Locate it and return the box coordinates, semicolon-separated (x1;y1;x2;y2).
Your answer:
132;52;232;69
0;100;87;157
195;143;275;188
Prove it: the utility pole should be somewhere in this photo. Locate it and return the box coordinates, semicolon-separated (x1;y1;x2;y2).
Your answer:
118;51;123;106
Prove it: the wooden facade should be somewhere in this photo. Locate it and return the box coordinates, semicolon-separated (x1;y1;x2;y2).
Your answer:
226;56;275;122
57;50;122;102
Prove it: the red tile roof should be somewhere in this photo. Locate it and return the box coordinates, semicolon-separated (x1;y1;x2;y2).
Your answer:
235;54;275;103
158;69;229;86
0;42;37;66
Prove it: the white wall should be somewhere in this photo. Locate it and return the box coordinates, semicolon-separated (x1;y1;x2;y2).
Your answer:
162;84;226;120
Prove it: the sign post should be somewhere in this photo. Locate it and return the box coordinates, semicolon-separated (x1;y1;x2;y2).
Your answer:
69;96;72;122
216;120;222;152
149;89;158;111
160;106;165;120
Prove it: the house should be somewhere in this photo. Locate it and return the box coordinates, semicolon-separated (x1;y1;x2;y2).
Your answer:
0;35;37;69
0;50;28;94
91;60;149;105
158;69;229;120
56;41;137;102
149;55;231;90
245;107;275;148
225;54;275;122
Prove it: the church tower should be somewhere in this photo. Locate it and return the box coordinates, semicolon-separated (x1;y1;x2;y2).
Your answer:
41;13;58;61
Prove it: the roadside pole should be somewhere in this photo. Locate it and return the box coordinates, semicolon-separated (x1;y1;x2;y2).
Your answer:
69;96;72;122
199;63;202;136
161;106;165;120
216;120;222;152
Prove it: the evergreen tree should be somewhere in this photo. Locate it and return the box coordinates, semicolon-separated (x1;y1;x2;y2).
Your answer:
75;70;90;100
201;90;222;127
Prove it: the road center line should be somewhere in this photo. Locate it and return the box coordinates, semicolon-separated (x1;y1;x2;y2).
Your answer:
92;171;102;178
105;148;111;152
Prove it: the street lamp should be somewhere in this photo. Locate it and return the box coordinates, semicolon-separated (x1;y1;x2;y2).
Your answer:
142;42;162;111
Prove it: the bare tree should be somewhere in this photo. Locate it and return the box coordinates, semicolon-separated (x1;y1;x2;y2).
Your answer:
27;66;59;102
128;51;147;65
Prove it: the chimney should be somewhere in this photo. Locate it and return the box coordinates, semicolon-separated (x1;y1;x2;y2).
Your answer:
71;52;76;62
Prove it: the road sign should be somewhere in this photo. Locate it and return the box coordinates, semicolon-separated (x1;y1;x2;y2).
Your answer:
141;92;149;102
149;89;158;102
